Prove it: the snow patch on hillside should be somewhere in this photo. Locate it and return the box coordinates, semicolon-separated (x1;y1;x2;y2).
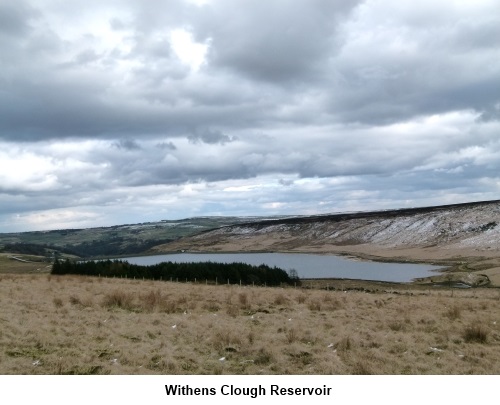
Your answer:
194;201;500;252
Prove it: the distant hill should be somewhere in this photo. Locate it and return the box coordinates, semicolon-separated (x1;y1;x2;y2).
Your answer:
0;217;279;259
3;199;500;269
4;200;500;285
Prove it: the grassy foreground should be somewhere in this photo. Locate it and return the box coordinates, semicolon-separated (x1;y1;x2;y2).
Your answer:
1;273;500;374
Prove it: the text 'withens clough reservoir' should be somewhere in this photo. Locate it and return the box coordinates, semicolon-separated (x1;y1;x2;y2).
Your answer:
165;384;333;398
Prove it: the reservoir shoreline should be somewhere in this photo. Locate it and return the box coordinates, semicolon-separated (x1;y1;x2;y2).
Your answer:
119;251;444;284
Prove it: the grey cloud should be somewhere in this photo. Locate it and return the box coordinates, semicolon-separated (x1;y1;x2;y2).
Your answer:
279;179;294;186
479;104;500;122
197;0;361;83
156;141;177;150
188;128;236;145
2;0;500;231
74;49;102;65
0;1;38;37
109;17;127;31
113;139;142;150
447;17;500;52
1;0;499;144
325;4;500;125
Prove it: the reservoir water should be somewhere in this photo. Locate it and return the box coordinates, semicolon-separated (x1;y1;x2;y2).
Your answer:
120;252;442;283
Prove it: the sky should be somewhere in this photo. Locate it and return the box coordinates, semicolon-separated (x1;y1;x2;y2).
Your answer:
1;0;500;232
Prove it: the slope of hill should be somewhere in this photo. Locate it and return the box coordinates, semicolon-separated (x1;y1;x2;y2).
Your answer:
0;217;276;259
150;200;500;286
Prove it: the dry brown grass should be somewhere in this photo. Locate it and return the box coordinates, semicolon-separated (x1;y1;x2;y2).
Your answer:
1;274;500;374
463;324;489;344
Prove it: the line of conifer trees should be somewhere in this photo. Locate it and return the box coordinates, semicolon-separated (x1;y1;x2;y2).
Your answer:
51;259;299;286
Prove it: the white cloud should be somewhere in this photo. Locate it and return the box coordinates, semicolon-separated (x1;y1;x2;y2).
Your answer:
13;209;102;231
0;149;59;192
169;28;209;71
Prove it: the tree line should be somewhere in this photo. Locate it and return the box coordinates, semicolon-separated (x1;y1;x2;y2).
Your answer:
1;243;51;257
51;259;299;286
2;239;173;259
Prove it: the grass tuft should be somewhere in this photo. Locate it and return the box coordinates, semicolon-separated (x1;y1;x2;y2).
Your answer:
101;290;135;310
335;336;352;352
53;297;64;308
463;324;488;343
140;289;163;312
444;305;462;320
273;293;288;306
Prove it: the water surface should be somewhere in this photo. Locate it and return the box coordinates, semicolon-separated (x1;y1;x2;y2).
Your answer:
121;252;441;283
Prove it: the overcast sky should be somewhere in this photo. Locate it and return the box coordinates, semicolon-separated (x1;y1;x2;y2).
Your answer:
1;0;500;232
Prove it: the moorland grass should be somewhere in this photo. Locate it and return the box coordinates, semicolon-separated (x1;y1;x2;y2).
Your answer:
0;274;499;374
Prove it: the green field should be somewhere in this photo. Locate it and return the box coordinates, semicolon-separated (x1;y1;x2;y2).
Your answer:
0;253;51;274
